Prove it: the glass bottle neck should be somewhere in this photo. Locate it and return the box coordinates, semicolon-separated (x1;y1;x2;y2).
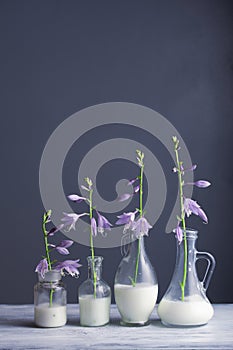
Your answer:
175;230;197;266
87;256;103;281
128;236;145;255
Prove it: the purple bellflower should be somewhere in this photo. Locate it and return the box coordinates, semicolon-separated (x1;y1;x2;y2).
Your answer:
184;198;208;223
35;258;48;279
174;222;183;244
91;217;97;236
133;217;152;239
55;240;74;255
68;194;87;203
127;178;138;186
118;193;133;202
116;210;137;233
97;212;112;234
55;260;82;277
48;224;64;236
61;212;88;231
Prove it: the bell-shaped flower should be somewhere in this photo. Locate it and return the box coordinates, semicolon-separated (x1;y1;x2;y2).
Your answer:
91;217;97;237
55;259;82;277
133;217;152;239
35;258;48;279
116;210;138;233
174;222;183;244
68;194;87;203
194;180;211;188
48;224;64;236
184;198;208;223
55;240;74;255
127;178;138;186
97;212;112;234
115;211;136;225
118;193;133;202
61;212;88;231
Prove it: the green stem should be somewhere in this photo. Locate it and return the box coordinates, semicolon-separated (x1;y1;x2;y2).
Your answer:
174;148;187;301
42;221;52;270
49;289;54;307
89;189;97;298
42;215;54;307
132;164;144;286
139;166;143;218
133;237;141;286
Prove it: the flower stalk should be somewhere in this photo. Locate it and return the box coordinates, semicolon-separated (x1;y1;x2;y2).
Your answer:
172;136;211;301
173;137;187;301
42;211;54;306
86;179;97;298
66;177;112;298
36;210;81;307
132;150;144;286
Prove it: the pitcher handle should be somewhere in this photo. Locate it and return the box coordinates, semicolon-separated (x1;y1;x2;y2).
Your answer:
196;252;216;291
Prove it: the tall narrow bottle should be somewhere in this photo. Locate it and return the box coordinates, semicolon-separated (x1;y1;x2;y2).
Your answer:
114;235;158;326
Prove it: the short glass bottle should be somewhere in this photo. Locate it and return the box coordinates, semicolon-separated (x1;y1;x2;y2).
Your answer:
158;229;216;327
114;235;158;326
78;256;111;327
34;270;67;328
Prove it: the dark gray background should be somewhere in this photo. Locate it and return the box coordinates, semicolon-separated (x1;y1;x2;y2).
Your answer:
0;0;232;304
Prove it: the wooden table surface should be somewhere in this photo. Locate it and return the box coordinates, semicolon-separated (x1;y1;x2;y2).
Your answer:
0;304;232;349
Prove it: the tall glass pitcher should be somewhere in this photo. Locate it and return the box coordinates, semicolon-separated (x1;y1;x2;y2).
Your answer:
158;229;215;327
114;235;158;326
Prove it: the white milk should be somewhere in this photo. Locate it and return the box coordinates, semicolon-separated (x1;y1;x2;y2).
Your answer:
114;283;158;324
79;295;111;326
34;304;67;327
158;295;214;326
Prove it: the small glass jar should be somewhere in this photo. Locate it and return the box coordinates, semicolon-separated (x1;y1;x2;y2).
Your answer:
34;270;67;328
78;256;111;327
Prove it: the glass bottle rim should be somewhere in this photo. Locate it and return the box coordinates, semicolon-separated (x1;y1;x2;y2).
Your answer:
180;227;198;239
37;270;62;282
87;256;103;266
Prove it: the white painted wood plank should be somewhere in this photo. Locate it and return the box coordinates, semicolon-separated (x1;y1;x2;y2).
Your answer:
0;304;232;349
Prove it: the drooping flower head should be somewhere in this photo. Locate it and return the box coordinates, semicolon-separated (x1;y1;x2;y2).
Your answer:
61;212;88;231
133;217;152;239
55;260;82;277
35;258;48;279
36;210;82;281
91;217;97;237
97;211;112;234
184;198;208;223
68;194;87;203
174;222;183;244
116;210;138;233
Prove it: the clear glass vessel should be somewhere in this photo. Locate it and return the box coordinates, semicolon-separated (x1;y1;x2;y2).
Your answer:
34;270;67;328
114;236;158;326
78;256;111;327
158;228;216;327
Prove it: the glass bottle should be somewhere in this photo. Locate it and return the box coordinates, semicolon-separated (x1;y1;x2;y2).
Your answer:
34;270;67;328
158;228;216;327
114;235;158;326
78;256;111;327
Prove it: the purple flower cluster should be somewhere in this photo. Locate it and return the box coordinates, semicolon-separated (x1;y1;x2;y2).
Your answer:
35;210;81;279
172;136;211;244
66;181;112;237
115;150;153;240
116;211;152;239
55;260;82;277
